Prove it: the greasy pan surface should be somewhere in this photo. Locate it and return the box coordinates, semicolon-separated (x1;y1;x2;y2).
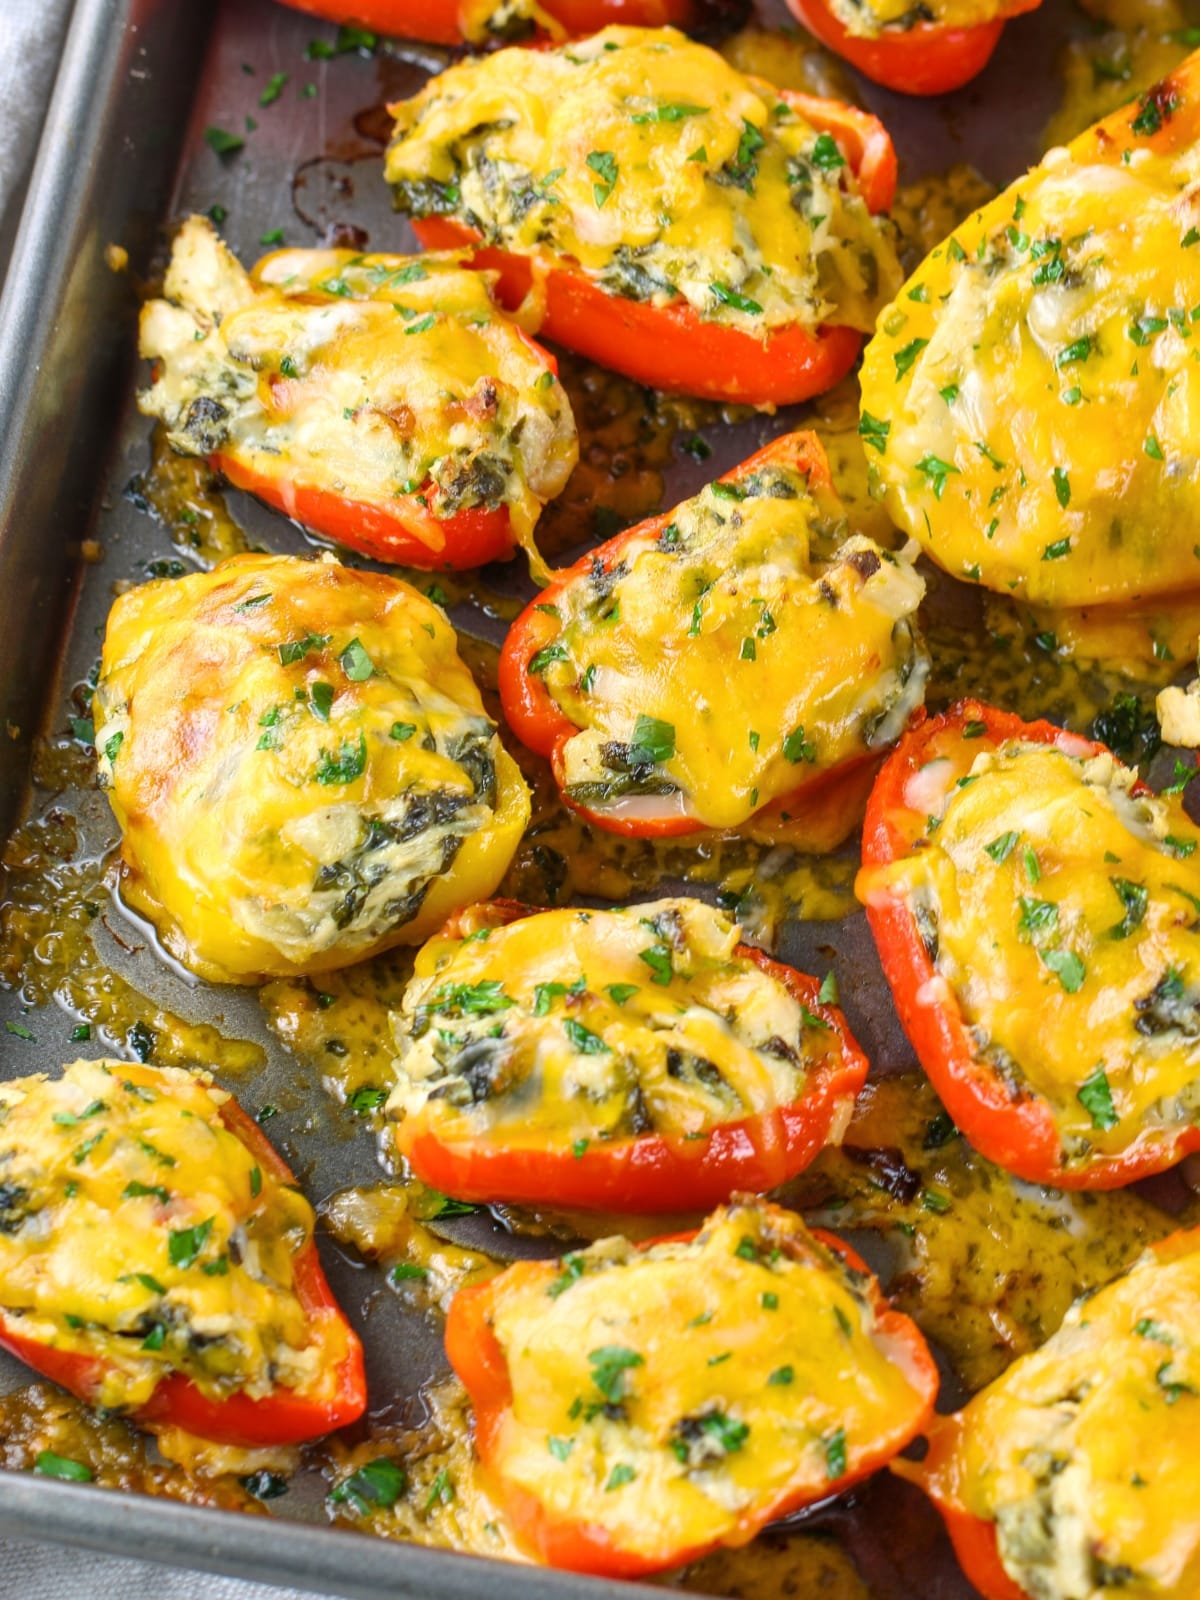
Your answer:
0;0;1198;1595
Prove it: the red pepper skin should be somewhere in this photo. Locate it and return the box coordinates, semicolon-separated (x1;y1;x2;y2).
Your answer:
0;1085;366;1449
275;0;697;46
396;898;869;1210
409;92;896;406
445;1222;939;1575
860;699;1200;1189
782;0;1041;96
212;455;517;571
499;430;889;842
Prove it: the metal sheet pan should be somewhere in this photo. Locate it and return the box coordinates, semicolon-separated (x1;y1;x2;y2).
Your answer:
0;0;1190;1593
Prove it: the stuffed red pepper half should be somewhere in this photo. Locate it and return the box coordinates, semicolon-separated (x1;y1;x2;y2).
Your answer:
859;700;1200;1189
387;896;868;1210
446;1196;937;1575
499;431;928;842
385;27;900;405
900;1225;1200;1600
139;217;577;570
0;1060;366;1447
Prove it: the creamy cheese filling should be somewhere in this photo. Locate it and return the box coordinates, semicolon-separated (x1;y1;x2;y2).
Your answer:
0;1061;318;1413
529;462;927;831
879;738;1200;1165
385;27;901;338
388;898;848;1145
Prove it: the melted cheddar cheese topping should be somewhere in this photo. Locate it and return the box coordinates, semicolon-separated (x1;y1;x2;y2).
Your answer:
826;0;1008;39
915;1229;1200;1600
389;898;853;1148
385;27;901;338
859;57;1200;605
93;553;530;983
529;461;927;832
864;737;1200;1169
0;1061;322;1413
478;1200;927;1562
139;217;577;556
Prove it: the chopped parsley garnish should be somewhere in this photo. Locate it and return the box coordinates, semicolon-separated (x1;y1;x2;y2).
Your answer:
916;454;959;500
588;1344;643;1405
1108;878;1148;939
278;632;329;665
639;943;673;985
203;126;245;157
628;714;675;766
858;412;890;454
810;133;845;171
34;1452;93;1483
605;1463;636;1491
1077;1064;1118;1129
1051;468;1071;508
824;1427;847;1479
709;281;762;315
1041;948;1086;993
339;638;373;680
586;150;618;207
631;102;707;123
563;1019;609;1054
330;1458;406;1515
528;643;569;675
168;1217;215;1270
313;732;367;786
783;725;816;764
894;338;929;379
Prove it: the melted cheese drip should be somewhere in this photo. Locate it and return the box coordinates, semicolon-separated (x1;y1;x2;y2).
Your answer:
92;552;530;982
859;51;1200;605
916;1230;1200;1600
139;218;577;555
389;898;852;1147
533;464;927;832
385;27;901;338
483;1200;925;1563
869;738;1200;1167
0;1061;321;1412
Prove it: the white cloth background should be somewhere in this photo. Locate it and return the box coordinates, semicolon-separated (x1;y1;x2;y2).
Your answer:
0;2;332;1595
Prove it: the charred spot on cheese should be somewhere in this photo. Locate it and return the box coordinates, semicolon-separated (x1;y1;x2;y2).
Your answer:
532;461;927;831
138;216;577;554
860;55;1200;606
0;1061;320;1413
874;735;1200;1168
915;1228;1200;1600
389;899;848;1146
92;552;530;982
385;27;901;339
476;1200;927;1561
824;0;1007;38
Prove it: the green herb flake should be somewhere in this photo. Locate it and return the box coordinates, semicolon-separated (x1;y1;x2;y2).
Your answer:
894;338;929;379
203;126;245;157
34;1452;93;1483
168;1217;215;1271
1077;1064;1118;1129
